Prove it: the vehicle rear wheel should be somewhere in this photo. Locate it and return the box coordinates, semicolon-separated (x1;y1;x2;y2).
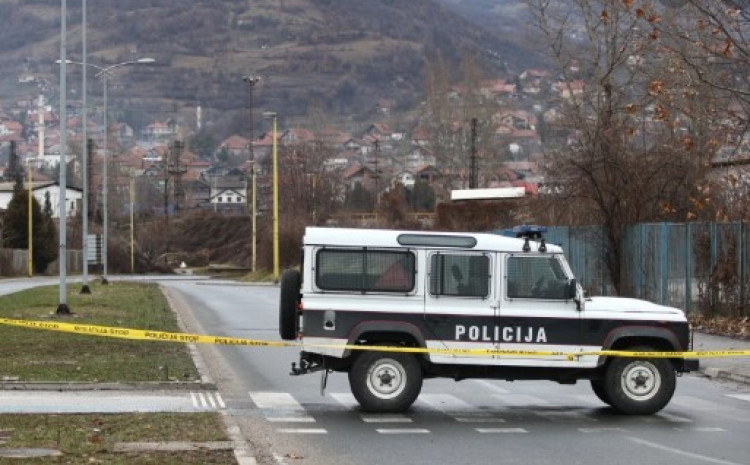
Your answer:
278;269;301;340
603;346;676;415
590;380;611;406
349;350;422;413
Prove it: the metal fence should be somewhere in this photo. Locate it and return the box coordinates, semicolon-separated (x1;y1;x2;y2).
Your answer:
0;248;82;276
535;223;750;316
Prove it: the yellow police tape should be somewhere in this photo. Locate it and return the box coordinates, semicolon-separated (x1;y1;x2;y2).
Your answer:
1;317;750;361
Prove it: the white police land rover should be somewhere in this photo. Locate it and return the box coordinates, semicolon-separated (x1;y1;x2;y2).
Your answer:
279;226;698;415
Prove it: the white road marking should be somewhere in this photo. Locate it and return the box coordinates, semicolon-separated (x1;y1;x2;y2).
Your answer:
578;427;629;433
250;392;304;410
475;428;528;434
627;437;745;465
266;417;316;423
190;392;224;410
360;414;413;423
454;416;506;423
672;427;726;433
726;394;750;403
376;428;430;434
276;428;327;434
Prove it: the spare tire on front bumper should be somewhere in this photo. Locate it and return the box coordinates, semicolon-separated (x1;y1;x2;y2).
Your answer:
279;269;302;340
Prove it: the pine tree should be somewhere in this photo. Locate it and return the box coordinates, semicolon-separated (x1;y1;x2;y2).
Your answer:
1;186;58;273
35;191;58;273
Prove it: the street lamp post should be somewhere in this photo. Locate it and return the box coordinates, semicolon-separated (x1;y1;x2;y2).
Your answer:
252;162;257;273
242;75;260;273
263;111;279;281
60;57;155;284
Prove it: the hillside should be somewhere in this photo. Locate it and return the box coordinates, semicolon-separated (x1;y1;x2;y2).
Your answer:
0;0;539;135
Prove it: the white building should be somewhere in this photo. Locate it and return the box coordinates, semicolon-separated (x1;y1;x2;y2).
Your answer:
0;181;83;218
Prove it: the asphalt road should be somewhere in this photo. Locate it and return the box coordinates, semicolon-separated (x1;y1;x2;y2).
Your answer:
163;280;750;465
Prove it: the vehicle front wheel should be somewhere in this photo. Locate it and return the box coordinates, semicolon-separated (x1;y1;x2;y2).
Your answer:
349;350;423;413
603;346;676;415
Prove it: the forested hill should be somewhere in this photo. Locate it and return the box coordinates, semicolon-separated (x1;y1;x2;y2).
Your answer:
0;0;539;130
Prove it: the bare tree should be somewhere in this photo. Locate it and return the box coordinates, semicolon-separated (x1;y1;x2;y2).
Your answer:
526;0;714;293
421;53;500;200
649;0;750;219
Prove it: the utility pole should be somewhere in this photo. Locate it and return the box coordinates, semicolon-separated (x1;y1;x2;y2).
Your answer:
57;0;71;314
373;139;381;209
168;140;186;212
163;148;169;226
469;117;478;189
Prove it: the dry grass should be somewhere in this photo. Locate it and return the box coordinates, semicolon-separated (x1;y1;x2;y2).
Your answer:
0;412;234;464
690;315;750;340
0;282;199;383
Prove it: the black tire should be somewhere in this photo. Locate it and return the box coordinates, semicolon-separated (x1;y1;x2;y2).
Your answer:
603;346;676;415
278;269;301;340
349;350;423;413
590;380;611;406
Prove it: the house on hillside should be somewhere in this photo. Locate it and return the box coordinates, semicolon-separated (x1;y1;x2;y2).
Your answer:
0;120;22;138
217;135;251;157
376;99;396;115
206;174;248;213
551;80;585;100
414;165;440;185
343;138;373;156
519;69;551;95
410;126;430;147
280;128;315;146
494;110;537;130
317;128;349;148
480;79;518;101
405;146;436;170
343;164;377;192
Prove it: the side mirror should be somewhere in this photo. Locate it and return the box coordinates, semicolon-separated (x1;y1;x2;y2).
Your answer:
566;279;577;300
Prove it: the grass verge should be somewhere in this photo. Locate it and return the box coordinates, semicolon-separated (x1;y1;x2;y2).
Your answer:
0;412;234;464
0;282;200;383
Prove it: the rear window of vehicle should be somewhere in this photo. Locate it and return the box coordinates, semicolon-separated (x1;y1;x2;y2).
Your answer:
316;249;415;293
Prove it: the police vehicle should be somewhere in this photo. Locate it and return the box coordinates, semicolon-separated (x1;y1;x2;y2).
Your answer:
278;226;698;415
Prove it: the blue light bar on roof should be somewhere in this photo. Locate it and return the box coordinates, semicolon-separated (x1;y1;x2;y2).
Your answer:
513;225;547;239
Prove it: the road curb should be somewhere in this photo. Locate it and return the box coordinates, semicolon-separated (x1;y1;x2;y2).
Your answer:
0;381;217;391
161;284;257;465
700;367;750;385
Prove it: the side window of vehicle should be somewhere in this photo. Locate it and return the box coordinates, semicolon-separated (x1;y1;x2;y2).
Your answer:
506;255;568;300
316;249;415;293
430;254;489;298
